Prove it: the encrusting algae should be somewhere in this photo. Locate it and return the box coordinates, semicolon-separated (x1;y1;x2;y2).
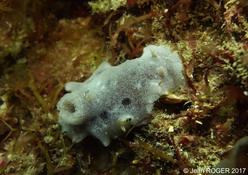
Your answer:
0;0;248;174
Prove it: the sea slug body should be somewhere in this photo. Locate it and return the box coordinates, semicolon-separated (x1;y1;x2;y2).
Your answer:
57;45;186;146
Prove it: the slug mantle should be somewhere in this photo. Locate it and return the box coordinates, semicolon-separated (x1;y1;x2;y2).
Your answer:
57;45;186;146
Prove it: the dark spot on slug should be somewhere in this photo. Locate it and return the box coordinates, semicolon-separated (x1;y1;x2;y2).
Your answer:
100;111;108;119
122;98;131;106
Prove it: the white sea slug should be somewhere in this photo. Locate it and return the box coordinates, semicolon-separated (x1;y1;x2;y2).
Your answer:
57;45;186;146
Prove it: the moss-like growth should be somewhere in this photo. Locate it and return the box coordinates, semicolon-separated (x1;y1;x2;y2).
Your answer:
0;0;248;174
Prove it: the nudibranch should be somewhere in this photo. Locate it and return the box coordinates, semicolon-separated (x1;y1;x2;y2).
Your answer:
57;45;185;146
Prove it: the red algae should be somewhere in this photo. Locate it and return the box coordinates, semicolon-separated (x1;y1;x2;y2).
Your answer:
0;0;248;174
